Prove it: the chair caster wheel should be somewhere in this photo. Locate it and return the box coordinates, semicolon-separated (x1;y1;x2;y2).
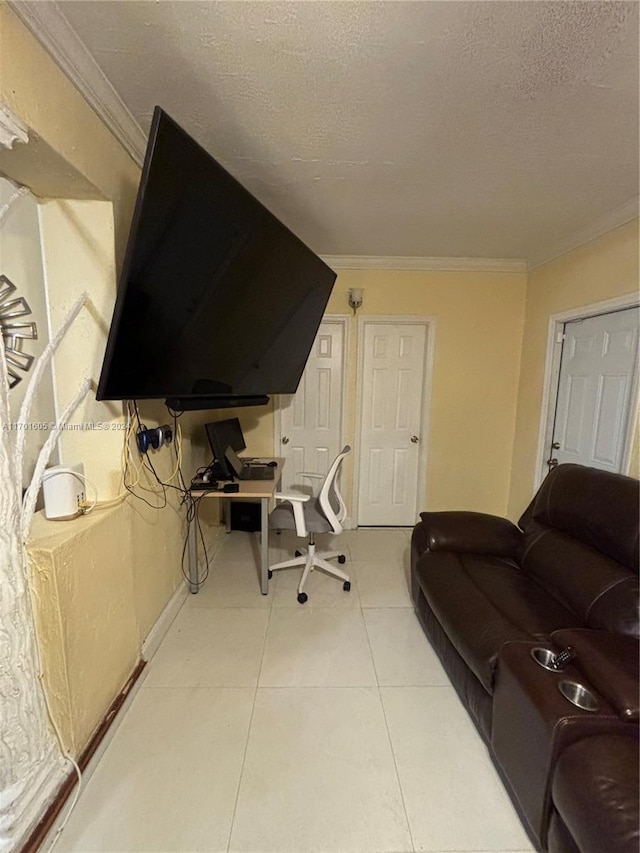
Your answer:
343;581;351;591
338;555;346;564
268;570;273;579
297;592;308;604
295;550;302;557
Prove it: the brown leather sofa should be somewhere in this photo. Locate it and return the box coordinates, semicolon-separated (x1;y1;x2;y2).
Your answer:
410;464;639;852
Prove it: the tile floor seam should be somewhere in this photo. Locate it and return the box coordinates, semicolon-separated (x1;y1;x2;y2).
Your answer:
361;602;417;853
225;604;273;852
361;601;382;690
225;685;258;853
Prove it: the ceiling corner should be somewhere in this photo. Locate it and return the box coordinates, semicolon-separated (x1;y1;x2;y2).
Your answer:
8;0;146;166
526;197;640;271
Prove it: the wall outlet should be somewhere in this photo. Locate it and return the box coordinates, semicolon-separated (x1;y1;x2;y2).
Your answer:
42;462;85;520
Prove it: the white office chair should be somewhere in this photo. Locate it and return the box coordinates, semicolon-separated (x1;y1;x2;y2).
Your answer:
268;446;352;604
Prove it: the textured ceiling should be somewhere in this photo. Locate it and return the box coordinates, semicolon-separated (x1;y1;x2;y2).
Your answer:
56;0;639;263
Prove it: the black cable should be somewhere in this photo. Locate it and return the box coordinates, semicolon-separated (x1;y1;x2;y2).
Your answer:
180;493;210;588
133;400;188;501
171;408;191;497
122;401;167;509
123;480;167;510
195;496;210;584
130;401;211;588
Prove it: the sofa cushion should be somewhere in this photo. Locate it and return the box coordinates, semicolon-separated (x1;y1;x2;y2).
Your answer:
521;528;640;637
418;511;523;558
525;464;639;573
551;733;640;853
414;552;581;692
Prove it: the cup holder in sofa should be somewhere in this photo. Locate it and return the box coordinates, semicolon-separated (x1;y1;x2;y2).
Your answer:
531;647;559;671
558;680;599;712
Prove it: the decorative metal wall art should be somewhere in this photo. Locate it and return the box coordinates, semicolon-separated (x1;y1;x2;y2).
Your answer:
0;274;37;388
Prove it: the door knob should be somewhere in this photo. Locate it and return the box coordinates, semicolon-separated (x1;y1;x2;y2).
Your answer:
411;435;419;444
552;441;560;450
547;457;558;470
282;436;289;444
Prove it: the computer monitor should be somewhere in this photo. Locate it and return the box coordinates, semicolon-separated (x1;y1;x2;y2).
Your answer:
205;418;246;479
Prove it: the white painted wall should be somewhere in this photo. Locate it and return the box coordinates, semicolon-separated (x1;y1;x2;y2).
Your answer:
0;177;57;488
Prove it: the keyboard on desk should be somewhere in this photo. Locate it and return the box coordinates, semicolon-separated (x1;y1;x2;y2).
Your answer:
237;463;274;481
225;446;275;480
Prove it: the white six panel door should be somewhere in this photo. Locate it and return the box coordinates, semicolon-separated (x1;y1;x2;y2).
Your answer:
552;307;639;472
278;320;345;493
358;321;427;526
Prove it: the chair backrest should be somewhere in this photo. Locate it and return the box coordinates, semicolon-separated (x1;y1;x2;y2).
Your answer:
318;446;351;535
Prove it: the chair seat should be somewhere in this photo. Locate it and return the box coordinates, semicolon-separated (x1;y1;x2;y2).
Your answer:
270;496;334;534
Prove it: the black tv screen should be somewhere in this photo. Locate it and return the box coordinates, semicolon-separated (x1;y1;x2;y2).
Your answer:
97;107;336;406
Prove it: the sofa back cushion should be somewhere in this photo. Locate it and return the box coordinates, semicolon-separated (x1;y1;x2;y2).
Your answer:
521;528;639;637
520;464;639;573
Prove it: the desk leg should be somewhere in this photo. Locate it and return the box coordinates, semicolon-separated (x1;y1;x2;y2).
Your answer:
260;497;269;595
188;513;199;594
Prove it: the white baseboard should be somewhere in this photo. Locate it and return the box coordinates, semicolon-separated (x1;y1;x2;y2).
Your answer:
141;582;189;662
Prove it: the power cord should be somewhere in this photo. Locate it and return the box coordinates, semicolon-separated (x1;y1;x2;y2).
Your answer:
131;401;211;588
179;495;210;588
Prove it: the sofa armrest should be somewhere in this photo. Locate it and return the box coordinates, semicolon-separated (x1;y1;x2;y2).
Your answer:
551;628;640;721
418;511;523;558
551;733;639;853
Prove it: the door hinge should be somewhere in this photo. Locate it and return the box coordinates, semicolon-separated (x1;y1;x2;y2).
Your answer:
556;332;566;344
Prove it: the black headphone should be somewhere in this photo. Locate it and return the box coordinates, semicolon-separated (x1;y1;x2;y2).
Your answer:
136;424;173;453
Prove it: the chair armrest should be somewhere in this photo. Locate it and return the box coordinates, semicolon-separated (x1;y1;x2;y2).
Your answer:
274;492;310;538
274;492;311;503
419;511;523;558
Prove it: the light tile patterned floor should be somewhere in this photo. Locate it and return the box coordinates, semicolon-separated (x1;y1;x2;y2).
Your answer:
53;528;535;853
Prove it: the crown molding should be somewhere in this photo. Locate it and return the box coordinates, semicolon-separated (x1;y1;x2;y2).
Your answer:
321;255;527;273
527;197;640;271
8;0;146;166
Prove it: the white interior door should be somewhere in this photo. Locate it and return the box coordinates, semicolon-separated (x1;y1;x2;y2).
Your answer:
277;319;345;492
549;307;639;473
357;320;428;526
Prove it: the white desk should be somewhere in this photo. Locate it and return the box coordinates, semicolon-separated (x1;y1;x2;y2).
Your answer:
188;458;284;595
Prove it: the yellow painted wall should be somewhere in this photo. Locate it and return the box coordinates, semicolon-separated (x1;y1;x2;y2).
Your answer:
3;6;192;759
328;270;527;516
508;220;640;518
235;268;527;518
28;506;139;753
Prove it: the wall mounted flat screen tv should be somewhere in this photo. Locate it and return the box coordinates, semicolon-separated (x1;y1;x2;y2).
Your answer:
96;107;337;409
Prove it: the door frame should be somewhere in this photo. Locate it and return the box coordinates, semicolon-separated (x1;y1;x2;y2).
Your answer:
353;314;436;527
273;313;350;465
535;292;640;490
